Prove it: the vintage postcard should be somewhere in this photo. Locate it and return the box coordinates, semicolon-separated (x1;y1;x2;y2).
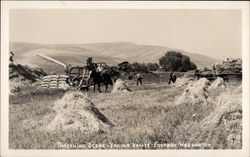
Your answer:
1;1;249;157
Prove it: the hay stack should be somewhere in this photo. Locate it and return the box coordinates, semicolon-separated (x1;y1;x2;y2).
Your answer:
9;77;31;95
201;86;242;148
234;84;242;94
47;92;114;132
203;86;241;127
9;81;21;95
175;77;195;87
9;64;46;95
209;77;225;90
111;79;131;93
9;64;45;83
176;78;211;105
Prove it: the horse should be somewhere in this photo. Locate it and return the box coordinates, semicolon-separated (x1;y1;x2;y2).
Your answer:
89;70;113;93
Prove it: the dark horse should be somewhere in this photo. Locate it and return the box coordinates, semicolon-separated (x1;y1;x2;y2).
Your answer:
89;70;113;93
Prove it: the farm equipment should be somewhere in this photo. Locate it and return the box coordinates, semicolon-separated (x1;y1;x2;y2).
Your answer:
37;54;120;89
38;54;93;88
194;58;242;81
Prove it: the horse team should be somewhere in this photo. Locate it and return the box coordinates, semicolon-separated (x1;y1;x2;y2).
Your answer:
79;57;176;93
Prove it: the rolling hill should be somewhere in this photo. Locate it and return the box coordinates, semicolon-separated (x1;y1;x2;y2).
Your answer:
10;42;220;74
76;42;221;68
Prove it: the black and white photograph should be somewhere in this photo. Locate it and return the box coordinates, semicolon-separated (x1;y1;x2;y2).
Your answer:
1;1;249;157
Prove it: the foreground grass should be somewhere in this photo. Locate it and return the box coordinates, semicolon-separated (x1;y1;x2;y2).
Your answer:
9;82;241;149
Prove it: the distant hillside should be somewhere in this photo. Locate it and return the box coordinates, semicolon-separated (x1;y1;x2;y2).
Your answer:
10;42;123;74
10;42;220;73
76;42;221;68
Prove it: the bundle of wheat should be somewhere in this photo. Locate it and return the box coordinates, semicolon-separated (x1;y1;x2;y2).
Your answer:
47;91;114;132
175;77;195;87
209;77;226;90
201;86;242;148
176;78;211;105
111;79;131;93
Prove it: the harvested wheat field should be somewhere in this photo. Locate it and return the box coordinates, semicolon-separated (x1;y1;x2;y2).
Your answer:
9;76;242;149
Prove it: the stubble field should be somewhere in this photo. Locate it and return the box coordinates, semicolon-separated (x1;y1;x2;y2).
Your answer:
9;80;242;149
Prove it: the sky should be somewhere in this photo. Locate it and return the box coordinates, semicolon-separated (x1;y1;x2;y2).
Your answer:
9;9;242;59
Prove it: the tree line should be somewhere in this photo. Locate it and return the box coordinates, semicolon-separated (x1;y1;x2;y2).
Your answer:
118;51;197;72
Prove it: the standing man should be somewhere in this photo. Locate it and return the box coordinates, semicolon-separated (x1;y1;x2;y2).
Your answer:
86;57;97;71
86;57;97;85
168;70;176;84
135;72;143;86
9;51;15;64
78;57;97;88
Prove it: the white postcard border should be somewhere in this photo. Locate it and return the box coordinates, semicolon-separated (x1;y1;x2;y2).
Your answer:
1;1;249;157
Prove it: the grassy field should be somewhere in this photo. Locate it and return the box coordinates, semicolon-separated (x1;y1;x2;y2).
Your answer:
9;81;242;149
